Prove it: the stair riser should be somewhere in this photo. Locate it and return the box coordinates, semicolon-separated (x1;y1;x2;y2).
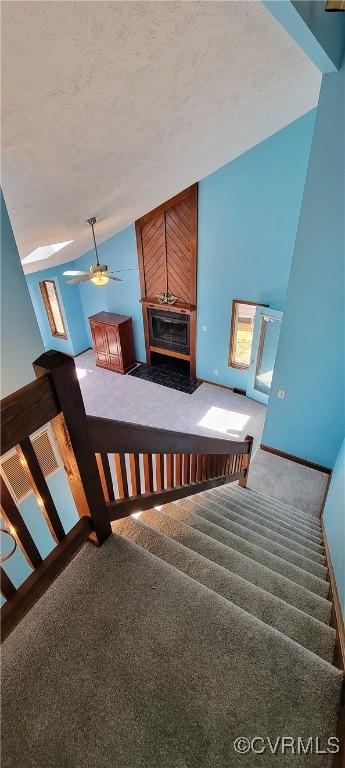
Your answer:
161;505;330;599
238;486;321;524
223;487;322;534
202;493;325;560
212;488;323;543
178;499;328;580
115;517;336;664
141;508;331;621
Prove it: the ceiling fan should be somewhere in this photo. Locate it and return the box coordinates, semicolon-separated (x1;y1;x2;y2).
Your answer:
63;217;132;286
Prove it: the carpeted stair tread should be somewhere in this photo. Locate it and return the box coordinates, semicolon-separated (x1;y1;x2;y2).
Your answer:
160;504;329;598
191;493;325;562
206;489;323;550
114;515;336;663
140;508;331;621
174;498;328;581
234;484;322;524
2;535;342;768
223;486;322;536
210;487;323;544
243;486;321;522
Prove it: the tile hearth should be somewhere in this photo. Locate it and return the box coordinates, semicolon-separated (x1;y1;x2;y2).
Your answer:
129;359;200;394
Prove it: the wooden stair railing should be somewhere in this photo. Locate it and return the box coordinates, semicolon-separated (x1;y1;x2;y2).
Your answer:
87;415;253;520
0;350;253;641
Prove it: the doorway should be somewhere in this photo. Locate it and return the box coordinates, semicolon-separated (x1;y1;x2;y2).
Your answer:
246;307;283;405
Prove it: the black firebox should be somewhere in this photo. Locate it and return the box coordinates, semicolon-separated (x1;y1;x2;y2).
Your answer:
149;308;189;356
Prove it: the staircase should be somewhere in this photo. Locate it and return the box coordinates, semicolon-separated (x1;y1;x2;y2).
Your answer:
1;352;344;767
2;482;344;767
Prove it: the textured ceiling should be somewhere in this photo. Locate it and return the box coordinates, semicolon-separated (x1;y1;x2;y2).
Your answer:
1;1;321;273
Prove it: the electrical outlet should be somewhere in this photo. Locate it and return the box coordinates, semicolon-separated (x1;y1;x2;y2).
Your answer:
202;325;207;332
277;389;286;399
213;369;219;376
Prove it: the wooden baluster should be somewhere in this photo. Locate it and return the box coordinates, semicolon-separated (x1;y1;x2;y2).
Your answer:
190;454;197;483
155;454;164;491
166;454;174;489
202;455;208;480
16;438;65;543
239;435;254;488
143;454;154;493
175;454;182;486
0;567;16;601
196;455;203;482
114;453;129;499
96;453;114;503
33;351;111;544
183;454;190;484
129;453;141;496
0;476;42;569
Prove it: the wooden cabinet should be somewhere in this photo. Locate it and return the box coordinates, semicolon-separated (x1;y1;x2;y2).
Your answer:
89;312;135;374
135;184;197;306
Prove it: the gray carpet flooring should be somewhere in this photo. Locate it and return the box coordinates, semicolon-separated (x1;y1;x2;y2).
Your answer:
2;484;342;767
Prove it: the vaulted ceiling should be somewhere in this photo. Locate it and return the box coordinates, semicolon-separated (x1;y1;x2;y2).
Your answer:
1;1;321;273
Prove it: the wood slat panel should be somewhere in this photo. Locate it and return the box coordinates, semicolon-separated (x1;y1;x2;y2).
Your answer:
0;476;42;569
1;375;59;456
96;453;115;502
17;438;65;543
175;454;182;486
1;517;92;642
114;453;129;499
0;567;16;600
143;454;154;493
129;453;141;496
155;454;164;491
166;454;174;489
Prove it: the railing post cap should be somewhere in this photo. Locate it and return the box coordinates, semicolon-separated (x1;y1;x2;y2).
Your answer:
33;350;75;373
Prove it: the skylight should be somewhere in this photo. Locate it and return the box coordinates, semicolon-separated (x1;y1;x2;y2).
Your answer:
22;241;73;265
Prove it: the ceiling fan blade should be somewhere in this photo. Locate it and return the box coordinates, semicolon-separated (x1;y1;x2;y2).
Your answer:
107;275;122;282
108;268;138;273
66;274;93;284
63;270;89;276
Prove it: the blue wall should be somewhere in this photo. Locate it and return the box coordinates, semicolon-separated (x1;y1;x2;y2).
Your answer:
26;111;315;388
264;1;345;73
0;192;44;397
196;109;316;389
76;224;146;361
26;262;89;356
263;61;345;468
323;438;345;620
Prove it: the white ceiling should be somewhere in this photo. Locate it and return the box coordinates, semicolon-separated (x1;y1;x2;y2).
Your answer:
1;1;321;274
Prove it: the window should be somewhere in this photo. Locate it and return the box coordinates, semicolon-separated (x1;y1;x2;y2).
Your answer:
39;280;67;339
229;300;258;369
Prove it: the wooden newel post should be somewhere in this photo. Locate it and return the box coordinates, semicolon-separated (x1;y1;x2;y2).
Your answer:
238;434;254;488
33;351;111;545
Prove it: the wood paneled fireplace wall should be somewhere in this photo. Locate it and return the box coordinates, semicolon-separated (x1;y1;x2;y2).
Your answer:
135;184;197;379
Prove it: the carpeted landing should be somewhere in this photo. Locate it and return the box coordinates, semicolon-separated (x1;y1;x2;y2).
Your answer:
2;484;343;767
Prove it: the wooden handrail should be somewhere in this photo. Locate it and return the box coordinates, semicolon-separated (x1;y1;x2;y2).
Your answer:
0;350;254;641
1;375;59;455
87;415;251;456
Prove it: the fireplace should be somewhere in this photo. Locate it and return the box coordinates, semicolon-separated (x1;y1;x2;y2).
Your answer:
149;308;189;356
